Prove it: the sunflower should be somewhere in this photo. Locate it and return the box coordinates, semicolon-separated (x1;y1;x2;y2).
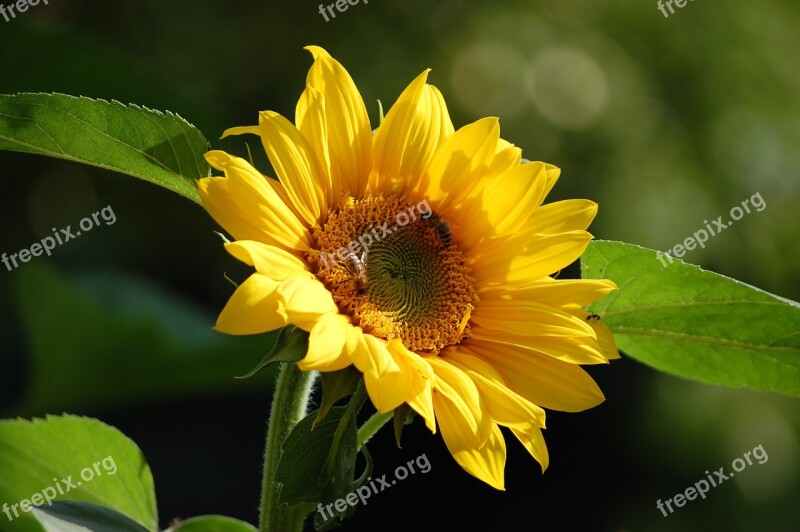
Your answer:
199;46;619;490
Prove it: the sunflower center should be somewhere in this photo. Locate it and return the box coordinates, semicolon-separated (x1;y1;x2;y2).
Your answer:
308;195;478;353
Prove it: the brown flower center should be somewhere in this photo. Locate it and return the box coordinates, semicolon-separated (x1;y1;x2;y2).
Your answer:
307;195;477;353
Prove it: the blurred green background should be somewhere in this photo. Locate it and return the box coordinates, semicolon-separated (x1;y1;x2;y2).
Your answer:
1;0;798;530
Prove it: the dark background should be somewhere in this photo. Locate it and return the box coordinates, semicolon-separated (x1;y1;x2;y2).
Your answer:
1;1;799;531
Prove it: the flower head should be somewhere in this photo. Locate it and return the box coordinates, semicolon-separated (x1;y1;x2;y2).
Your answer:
199;46;619;489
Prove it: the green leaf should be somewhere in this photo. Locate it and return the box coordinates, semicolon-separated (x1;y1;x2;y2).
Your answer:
314;367;362;428
0;415;157;532
276;382;370;529
275;407;358;507
318;381;366;490
6;263;277;416
168;515;257;532
237;326;308;379
392;403;413;448
582;240;800;396
32;501;149;532
312;444;373;531
0;93;209;204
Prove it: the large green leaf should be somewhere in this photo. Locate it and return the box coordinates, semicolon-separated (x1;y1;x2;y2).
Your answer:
0;415;157;532
0;93;209;203
33;501;149;532
167;515;257;532
6;262;277;416
582;240;800;396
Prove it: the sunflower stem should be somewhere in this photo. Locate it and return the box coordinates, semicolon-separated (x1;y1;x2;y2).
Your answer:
259;362;317;532
357;410;393;446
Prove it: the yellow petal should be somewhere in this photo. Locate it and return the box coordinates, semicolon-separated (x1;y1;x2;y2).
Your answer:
572;311;621;361
388;342;436;433
198;177;268;242
345;333;421;415
344;325;364;359
222;125;260;137
486;138;522;179
347;330;396;378
371;71;454;194
541;163;561;198
469;326;608;365
277;273;338;331
462;341;605;412
299;46;373;201
413;116;500;207
524;199;598;235
442;149;547;252
455;161;564;244
473;230;593;286
258;111;327;226
472;161;548;239
444;422;507;491
214;273;286;335
200;151;311;251
224;240;309;279
428;85;456;146
218;127;318;224
428;357;491;447
295;86;334;206
592;318;620;360
264;173;306;222
300;312;353;371
511;425;549;472
471;299;597;339
360;335;410;413
443;350;546;429
478;278;617;310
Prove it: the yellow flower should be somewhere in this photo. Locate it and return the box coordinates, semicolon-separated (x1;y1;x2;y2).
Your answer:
199;46;619;490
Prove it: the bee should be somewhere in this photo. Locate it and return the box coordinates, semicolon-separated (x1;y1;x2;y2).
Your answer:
427;212;452;247
343;250;368;293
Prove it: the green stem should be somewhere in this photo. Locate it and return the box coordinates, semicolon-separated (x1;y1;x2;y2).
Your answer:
357;410;393;446
259;363;317;532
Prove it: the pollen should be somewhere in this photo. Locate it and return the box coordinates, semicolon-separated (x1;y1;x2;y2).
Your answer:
307;195;478;353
